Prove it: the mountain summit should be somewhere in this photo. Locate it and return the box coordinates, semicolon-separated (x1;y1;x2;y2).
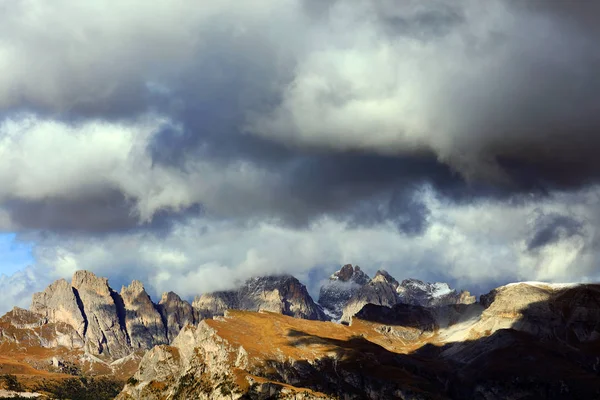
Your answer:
318;264;370;319
30;270;191;359
338;270;475;323
2;270;600;399
119;282;600;399
193;274;327;321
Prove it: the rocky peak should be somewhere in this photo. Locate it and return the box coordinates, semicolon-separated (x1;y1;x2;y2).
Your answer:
193;275;327;321
372;270;399;286
319;264;371;320
341;269;401;323
159;291;178;304
239;275;326;320
193;290;239;319
71;270;111;297
396;279;476;308
336;264;355;281
122;280;145;294
158;292;197;342
400;278;442;290
30;278;87;337
29;271;175;359
332;264;370;285
457;290;477;304
339;271;475;323
120;280;168;350
66;271;131;357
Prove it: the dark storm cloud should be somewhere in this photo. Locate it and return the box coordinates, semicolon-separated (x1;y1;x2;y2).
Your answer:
5;0;600;315
527;213;584;252
0;0;600;236
2;190;204;235
2;190;136;233
251;0;600;195
274;152;439;231
376;2;465;40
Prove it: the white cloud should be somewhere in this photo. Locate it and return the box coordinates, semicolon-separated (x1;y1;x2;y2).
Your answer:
0;0;599;314
247;0;600;182
0;0;301;113
0;267;47;314
3;0;596;184
0;114;286;227
11;185;596;310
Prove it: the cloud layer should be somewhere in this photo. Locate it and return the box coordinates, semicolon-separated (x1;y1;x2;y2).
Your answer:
0;0;599;312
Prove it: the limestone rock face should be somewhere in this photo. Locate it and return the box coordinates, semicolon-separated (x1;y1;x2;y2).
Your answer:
157;291;197;342
118;312;425;400
334;264;370;284
467;282;599;341
0;307;84;349
28;271;180;359
192;290;238;320
341;270;400;323
396;279;476;308
118;321;244;400
27;270;327;362
318;265;370;320
339;271;477;323
71;270;131;358
121;280;168;350
238;275;326;320
30;278;87;337
193;275;327;321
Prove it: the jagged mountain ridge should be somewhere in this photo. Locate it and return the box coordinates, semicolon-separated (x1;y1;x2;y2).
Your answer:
318;264;370;320
119;282;600;399
16;271;328;361
29;270;196;359
18;267;478;360
336;267;476;323
0;270;332;391
395;277;477;313
193;274;327;321
2;269;600;399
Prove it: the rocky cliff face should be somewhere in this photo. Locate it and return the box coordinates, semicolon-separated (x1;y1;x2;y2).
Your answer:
396;278;476;307
0;306;84;350
28;271;195;359
23;271;326;361
339;270;476;323
461;282;600;343
340;270;401;323
31;278;87;337
4;270;600;399
120;283;600;400
121;280;169;351
117;311;437;400
157;291;198;342
70;271;133;358
193;275;327;321
318;264;370;320
193;290;238;319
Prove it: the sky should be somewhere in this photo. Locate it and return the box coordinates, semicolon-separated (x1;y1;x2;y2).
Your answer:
0;234;33;276
1;0;600;313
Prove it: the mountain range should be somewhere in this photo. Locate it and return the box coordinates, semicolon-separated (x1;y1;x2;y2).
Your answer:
0;266;598;399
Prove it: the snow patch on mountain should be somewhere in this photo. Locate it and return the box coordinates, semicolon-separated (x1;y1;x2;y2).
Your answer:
504;281;580;290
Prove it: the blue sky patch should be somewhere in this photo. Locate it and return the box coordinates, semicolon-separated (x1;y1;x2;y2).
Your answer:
0;233;34;276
